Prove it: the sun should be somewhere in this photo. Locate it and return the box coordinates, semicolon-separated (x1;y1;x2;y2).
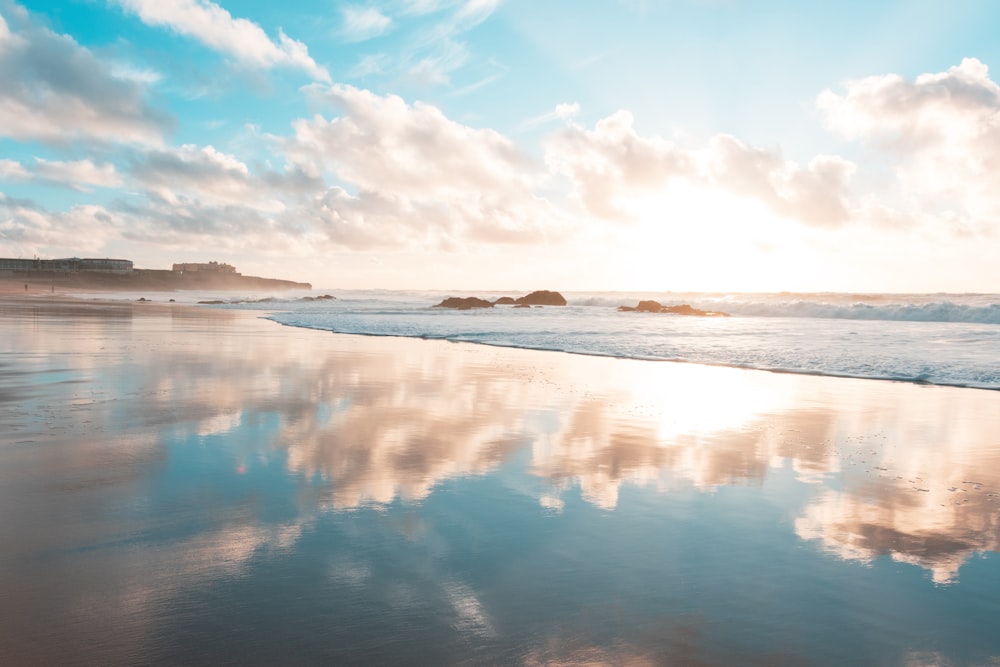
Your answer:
615;181;816;292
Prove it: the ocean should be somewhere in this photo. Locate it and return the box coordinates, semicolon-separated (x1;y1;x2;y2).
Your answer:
197;290;1000;391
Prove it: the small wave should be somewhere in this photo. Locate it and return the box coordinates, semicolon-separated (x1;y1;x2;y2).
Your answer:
544;293;1000;324
714;300;1000;324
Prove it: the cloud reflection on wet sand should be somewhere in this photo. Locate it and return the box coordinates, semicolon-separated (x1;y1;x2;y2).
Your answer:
2;298;1000;663
4;301;1000;581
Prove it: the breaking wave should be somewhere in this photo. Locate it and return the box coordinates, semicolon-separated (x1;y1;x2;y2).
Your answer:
570;293;1000;324
711;299;1000;324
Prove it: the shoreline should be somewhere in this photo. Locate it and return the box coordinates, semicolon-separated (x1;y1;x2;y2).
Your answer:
269;319;1000;393
5;290;997;393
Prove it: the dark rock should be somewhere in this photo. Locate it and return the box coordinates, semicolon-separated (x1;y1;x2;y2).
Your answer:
618;300;729;317
515;290;567;306
663;304;698;316
434;296;494;310
513;303;532;308
635;300;663;312
198;300;226;304
662;304;729;317
493;296;516;305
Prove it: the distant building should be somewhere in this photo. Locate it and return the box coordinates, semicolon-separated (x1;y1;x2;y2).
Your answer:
0;257;133;274
172;261;239;275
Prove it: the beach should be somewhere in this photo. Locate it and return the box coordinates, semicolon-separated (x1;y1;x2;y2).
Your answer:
2;295;999;665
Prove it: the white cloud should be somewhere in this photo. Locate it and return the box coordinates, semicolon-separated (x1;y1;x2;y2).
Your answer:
287;84;567;249
545;110;694;220
818;59;1000;147
555;102;580;120
129;144;291;212
450;70;504;97
0;159;27;180
0;5;170;145
455;0;501;25
395;0;498;21
114;196;317;252
398;0;450;16
349;52;391;78
0;198;122;252
341;6;391;42
295;84;531;197
111;63;163;85
41;159;122;189
405;38;469;86
385;0;499;88
6;73;571;259
818;58;1000;234
116;0;330;82
545;109;855;227
518;102;580;130
704;134;855;228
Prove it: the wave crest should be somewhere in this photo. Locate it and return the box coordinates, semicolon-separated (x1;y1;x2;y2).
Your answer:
716;300;1000;324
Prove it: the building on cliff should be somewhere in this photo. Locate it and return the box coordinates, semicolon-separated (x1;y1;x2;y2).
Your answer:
171;261;240;275
0;257;133;274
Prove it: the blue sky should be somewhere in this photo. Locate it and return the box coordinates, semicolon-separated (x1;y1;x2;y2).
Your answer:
2;0;1000;291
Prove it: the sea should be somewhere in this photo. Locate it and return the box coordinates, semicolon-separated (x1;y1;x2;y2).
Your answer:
195;289;1000;391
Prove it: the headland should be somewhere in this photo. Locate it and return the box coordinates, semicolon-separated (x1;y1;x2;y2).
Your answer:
0;257;311;293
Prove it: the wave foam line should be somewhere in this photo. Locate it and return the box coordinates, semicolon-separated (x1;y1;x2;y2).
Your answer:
266;316;1000;392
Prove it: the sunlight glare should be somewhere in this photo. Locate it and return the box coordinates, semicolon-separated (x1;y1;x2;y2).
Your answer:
623;362;788;442
618;181;810;292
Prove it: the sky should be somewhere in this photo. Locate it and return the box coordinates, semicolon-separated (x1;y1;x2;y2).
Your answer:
1;0;1000;292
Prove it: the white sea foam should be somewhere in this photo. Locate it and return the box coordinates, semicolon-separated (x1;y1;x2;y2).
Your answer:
567;293;1000;324
705;298;1000;324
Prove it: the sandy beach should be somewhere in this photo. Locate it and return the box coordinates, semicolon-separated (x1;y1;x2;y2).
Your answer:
2;295;999;664
0;276;87;296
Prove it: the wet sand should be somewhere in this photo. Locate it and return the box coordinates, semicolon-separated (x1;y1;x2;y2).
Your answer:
2;296;999;664
0;276;88;296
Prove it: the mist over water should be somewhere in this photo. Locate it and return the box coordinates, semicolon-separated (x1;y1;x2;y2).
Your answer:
187;290;1000;390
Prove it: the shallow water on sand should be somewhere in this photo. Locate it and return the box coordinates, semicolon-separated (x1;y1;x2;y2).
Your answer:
2;301;999;665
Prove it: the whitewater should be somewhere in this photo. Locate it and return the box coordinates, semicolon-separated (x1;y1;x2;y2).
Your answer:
191;290;999;390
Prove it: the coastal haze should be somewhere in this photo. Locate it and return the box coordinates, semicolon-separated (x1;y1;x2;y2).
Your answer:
3;0;1000;665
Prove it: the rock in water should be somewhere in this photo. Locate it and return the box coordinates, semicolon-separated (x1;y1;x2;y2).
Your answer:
635;300;663;312
434;296;494;310
617;300;729;317
515;290;567;306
